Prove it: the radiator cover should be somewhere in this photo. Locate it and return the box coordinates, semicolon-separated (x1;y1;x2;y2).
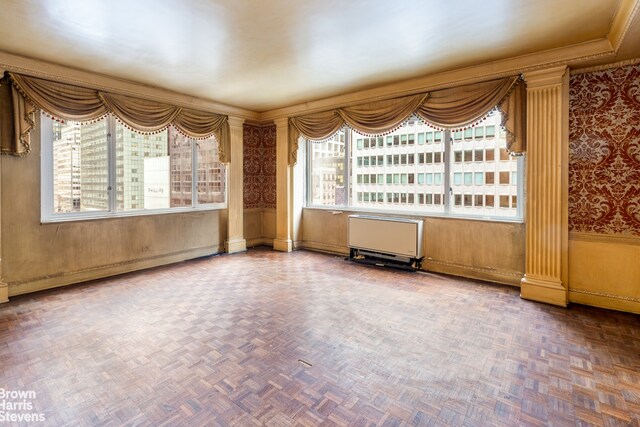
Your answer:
347;215;424;259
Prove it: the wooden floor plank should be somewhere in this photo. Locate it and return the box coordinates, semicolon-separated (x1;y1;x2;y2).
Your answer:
0;247;639;426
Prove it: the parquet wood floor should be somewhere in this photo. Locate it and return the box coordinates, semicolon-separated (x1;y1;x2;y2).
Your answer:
1;247;639;426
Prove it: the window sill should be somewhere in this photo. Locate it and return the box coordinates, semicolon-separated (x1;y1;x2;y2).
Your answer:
41;204;226;224
303;205;524;224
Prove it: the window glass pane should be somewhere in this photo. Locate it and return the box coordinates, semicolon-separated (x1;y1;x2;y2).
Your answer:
351;120;444;213
499;171;510;184
196;136;225;205
115;124;169;211
307;111;520;218
449;112;519;218
52;116;109;212
308;132;346;206
474;172;484;185
464;128;473;139
168;130;193;207
464;172;472;185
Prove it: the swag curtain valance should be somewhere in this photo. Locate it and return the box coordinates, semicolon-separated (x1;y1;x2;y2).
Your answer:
0;73;231;162
288;75;526;165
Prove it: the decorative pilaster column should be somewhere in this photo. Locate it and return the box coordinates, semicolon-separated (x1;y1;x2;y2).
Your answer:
520;66;569;306
225;116;247;254
0;90;6;302
274;117;292;252
0;179;7;303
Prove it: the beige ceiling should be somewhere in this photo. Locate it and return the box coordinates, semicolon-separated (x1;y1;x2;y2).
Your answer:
0;0;638;113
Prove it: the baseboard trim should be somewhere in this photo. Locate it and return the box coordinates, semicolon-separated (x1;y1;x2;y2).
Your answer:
273;238;293;252
0;281;8;303
8;245;222;297
423;259;522;287
520;276;568;307
569;288;640;314
246;237;274;248
299;241;350;256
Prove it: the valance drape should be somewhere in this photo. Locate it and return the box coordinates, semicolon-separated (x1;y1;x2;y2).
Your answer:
0;75;36;157
288;76;526;165
1;73;231;162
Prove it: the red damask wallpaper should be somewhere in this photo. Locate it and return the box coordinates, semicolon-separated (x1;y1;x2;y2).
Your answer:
569;64;640;236
243;124;276;209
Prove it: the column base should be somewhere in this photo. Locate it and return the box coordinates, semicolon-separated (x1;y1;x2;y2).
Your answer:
520;275;567;307
273;238;292;252
226;238;247;254
0;281;8;304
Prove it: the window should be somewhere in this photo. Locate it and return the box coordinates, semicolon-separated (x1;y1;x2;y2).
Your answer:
42;113;226;221
307;112;522;218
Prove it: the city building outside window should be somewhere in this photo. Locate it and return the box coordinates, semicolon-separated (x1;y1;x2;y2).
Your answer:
41;113;226;221
306;112;523;219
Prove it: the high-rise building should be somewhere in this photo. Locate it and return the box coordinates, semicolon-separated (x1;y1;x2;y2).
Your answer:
308;132;346;206
115;124;168;211
79;120;110;211
169;129;225;207
350;112;519;217
52;121;81;212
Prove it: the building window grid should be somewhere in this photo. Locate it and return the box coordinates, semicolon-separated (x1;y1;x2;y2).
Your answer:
42;113;226;221
308;112;522;219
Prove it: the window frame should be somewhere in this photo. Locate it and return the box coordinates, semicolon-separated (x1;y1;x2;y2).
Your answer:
40;114;227;223
305;121;524;222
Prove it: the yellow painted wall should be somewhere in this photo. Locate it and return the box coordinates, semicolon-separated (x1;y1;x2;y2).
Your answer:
244;208;276;247
300;208;525;286
2;121;226;297
568;235;640;313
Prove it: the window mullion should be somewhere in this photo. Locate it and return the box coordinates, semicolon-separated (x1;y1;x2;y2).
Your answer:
443;129;451;214
191;139;197;207
108;116;117;213
344;130;350;207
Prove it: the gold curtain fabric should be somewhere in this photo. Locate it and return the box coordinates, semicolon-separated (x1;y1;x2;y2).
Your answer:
340;93;429;135
415;76;520;129
288;110;344;164
497;80;526;155
288;75;526;164
11;73;108;121
1;75;36;156
99;92;181;133
3;73;231;162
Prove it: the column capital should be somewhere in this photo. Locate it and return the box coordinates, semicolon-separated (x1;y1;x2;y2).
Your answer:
227;116;245;129
274;117;289;129
524;66;568;89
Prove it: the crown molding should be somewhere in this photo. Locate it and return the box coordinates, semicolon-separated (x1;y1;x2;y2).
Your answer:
570;56;640;74
259;38;614;121
608;0;640;51
0;50;260;121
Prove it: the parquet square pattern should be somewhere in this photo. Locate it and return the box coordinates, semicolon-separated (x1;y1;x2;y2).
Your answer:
1;247;639;426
